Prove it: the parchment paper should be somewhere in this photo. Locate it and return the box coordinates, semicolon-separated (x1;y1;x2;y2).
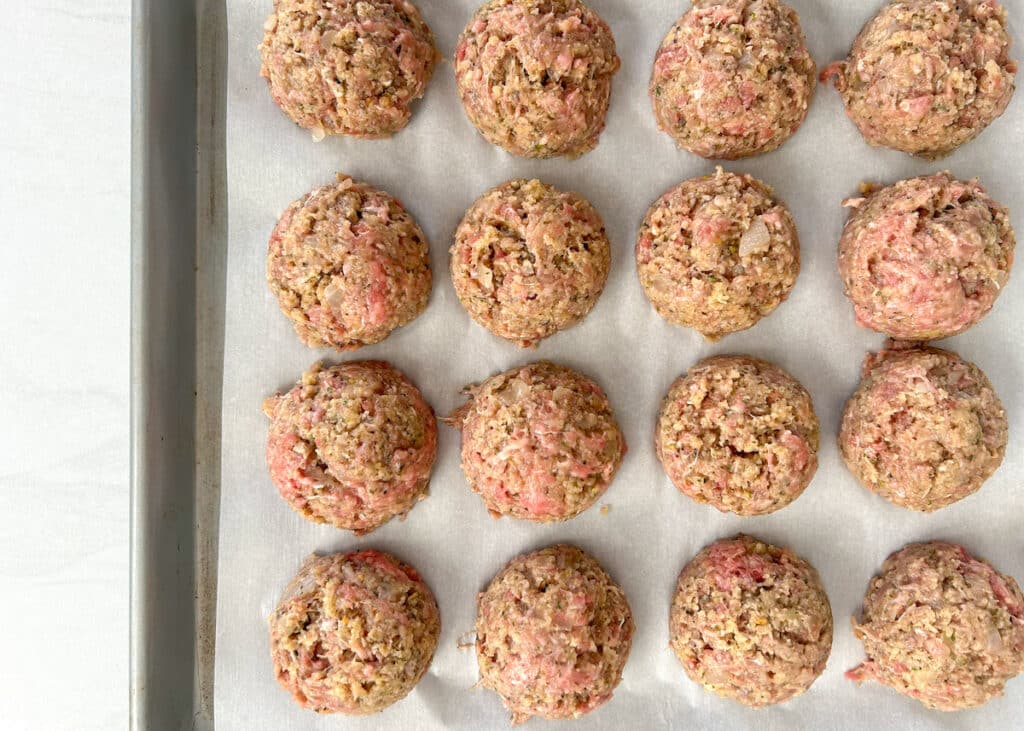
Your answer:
216;2;1024;728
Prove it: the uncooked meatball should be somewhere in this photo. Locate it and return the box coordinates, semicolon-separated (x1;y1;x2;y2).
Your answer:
454;0;620;158
267;175;432;350
451;179;611;347
269;550;440;714
650;0;817;159
670;535;833;706
263;361;437;534
840;343;1007;512
838;173;1015;340
849;541;1024;710
637;169;800;340
822;0;1017;158
476;544;634;723
656;355;819;516
260;0;438;139
445;362;625;522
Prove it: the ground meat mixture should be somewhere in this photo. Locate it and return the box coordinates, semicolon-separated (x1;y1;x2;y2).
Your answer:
268;175;432;350
838;172;1015;340
650;0;816;160
269;550;440;714
840;343;1008;512
656;355;818;516
445;362;625;522
260;0;438;139
822;0;1017;158
454;0;620;158
451;179;611;347
849;541;1024;710
637;169;801;339
263;361;437;534
476;545;634;723
670;535;833;706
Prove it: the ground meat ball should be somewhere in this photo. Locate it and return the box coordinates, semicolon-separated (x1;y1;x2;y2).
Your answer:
637;169;800;339
269;550;440;714
650;0;816;160
476;545;634;723
451;179;611;347
263;361;437;534
268;175;432;350
445;362;625;522
259;0;438;139
838;173;1015;340
840;344;1008;512
454;0;620;158
822;0;1017;158
670;535;833;706
656;355;818;516
849;541;1024;710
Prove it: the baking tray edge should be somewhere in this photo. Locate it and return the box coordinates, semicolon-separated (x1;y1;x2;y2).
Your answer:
130;0;226;728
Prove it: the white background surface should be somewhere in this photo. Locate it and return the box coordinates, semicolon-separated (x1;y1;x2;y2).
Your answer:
218;1;1023;731
0;2;129;729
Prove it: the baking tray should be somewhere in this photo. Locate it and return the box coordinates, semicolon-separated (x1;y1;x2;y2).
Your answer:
130;0;225;728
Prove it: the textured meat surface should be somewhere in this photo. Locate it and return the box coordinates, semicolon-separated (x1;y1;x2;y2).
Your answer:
849;541;1024;710
837;172;1015;340
670;535;833;706
637;169;800;339
656;355;819;516
267;175;432;350
446;361;625;522
476;545;634;723
260;0;438;139
454;0;620;158
264;361;437;534
840;343;1007;512
822;0;1017;158
451;179;610;347
650;0;816;159
269;550;440;714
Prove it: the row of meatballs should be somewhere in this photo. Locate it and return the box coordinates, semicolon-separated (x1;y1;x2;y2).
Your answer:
263;348;1007;534
269;538;1024;720
260;0;1017;160
269;169;1016;350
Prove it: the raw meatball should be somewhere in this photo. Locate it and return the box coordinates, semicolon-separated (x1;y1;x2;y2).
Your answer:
849;541;1024;710
670;535;833;706
476;545;634;722
838;173;1015;340
822;0;1017;158
268;175;432;350
451;179;611;347
263;361;437;534
259;0;438;139
656;355;818;516
445;362;625;522
650;0;816;159
637;169;800;340
270;550;440;714
840;343;1008;512
454;0;620;158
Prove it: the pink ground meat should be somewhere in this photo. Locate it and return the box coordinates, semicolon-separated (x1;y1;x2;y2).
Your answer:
837;172;1015;340
849;541;1024;710
671;535;833;706
476;544;634;723
454;0;620;158
267;174;433;350
260;0;438;139
263;360;437;534
822;0;1017;158
269;550;440;714
445;361;625;522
